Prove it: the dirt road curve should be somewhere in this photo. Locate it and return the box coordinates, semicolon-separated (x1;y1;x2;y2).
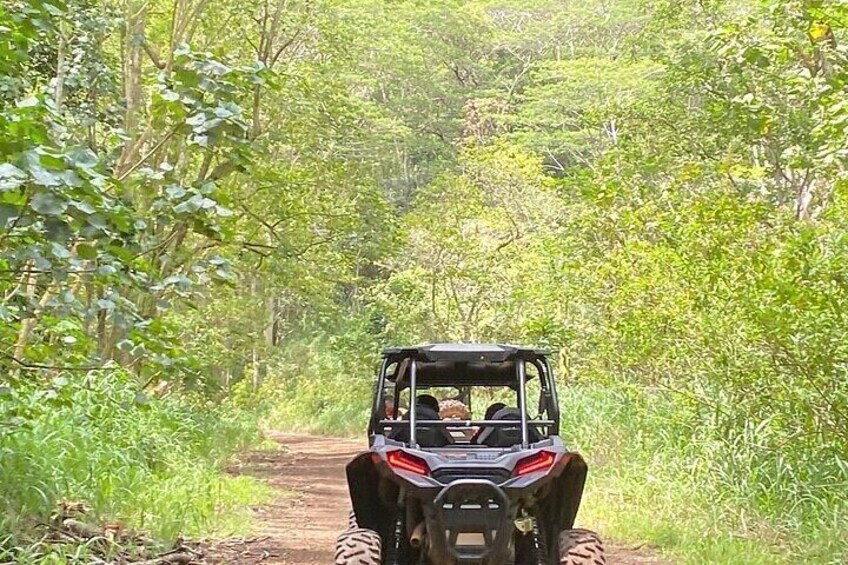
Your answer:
207;432;667;564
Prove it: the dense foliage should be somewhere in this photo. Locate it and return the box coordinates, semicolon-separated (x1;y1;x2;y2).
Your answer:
2;0;847;562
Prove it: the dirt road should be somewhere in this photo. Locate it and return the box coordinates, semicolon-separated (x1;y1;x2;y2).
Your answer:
208;432;668;564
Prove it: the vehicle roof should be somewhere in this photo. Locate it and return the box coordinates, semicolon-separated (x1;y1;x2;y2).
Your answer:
382;343;549;363
382;344;551;388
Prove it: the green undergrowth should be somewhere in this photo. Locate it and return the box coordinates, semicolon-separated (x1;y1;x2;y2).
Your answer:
266;387;368;437
256;339;374;437
559;384;848;565
0;370;273;560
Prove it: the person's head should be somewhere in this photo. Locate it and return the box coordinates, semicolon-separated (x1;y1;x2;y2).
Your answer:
382;395;396;417
416;394;440;413
484;402;507;420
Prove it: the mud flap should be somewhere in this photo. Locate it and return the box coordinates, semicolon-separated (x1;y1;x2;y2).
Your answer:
346;453;398;540
536;453;588;559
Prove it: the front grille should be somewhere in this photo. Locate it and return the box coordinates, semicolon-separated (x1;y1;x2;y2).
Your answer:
431;468;511;485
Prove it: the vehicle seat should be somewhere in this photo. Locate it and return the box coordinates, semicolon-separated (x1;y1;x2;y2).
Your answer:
388;405;455;447
474;407;542;447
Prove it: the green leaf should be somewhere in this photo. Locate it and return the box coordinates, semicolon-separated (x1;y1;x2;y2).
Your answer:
0;204;20;227
70;200;96;214
66;147;98;170
214;106;235;119
76;243;97;260
51;242;71;259
186;113;206;128
0;163;25;190
173;43;191;57
87;214;107;229
174;194;205;214
97;265;117;276
165;185;186;199
30;167;62;187
16;95;39;108
30;192;68;216
43;3;66;16
61;170;83;187
44;218;71;241
201;59;230;76
0;178;24;192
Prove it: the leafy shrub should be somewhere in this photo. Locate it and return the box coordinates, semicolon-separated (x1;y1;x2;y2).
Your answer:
558;383;848;564
258;337;375;436
0;370;269;547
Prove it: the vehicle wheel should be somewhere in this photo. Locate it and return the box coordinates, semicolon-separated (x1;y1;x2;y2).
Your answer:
557;529;606;565
348;509;358;528
335;528;382;565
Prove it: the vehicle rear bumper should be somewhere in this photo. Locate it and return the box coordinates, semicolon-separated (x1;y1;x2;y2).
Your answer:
424;479;515;564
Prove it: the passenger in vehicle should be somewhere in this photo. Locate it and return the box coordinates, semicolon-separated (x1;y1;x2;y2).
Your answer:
381;395;397;419
440;399;472;440
438;398;470;420
388;394;454;447
416;394;440;414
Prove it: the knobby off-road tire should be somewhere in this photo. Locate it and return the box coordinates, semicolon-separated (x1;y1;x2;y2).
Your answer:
558;529;606;565
335;528;382;565
348;509;358;528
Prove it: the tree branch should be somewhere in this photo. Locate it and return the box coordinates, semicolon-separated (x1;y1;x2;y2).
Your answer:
0;350;102;372
142;39;166;69
117;125;181;182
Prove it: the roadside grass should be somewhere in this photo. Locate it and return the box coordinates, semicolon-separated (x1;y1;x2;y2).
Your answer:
249;337;377;437
0;371;272;561
578;465;783;564
559;384;848;565
258;351;372;437
266;394;367;437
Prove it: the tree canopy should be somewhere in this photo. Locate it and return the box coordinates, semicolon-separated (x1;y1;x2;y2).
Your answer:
1;0;847;562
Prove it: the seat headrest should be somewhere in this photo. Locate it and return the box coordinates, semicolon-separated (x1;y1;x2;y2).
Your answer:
491;407;521;420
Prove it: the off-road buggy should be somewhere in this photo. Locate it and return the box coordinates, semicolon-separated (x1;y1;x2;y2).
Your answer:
335;344;606;565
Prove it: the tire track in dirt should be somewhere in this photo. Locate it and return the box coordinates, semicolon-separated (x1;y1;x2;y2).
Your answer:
207;432;669;564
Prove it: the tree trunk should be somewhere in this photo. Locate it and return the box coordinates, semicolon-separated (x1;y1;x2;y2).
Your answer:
13;282;58;366
54;28;67;108
117;0;148;178
265;294;278;347
795;176;815;221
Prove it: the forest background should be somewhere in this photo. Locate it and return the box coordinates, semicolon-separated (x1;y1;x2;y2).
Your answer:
1;0;847;562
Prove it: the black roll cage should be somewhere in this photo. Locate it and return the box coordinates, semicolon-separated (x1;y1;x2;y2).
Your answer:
368;345;561;449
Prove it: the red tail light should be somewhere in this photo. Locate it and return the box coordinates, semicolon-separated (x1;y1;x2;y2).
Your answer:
515;451;556;476
387;450;430;475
